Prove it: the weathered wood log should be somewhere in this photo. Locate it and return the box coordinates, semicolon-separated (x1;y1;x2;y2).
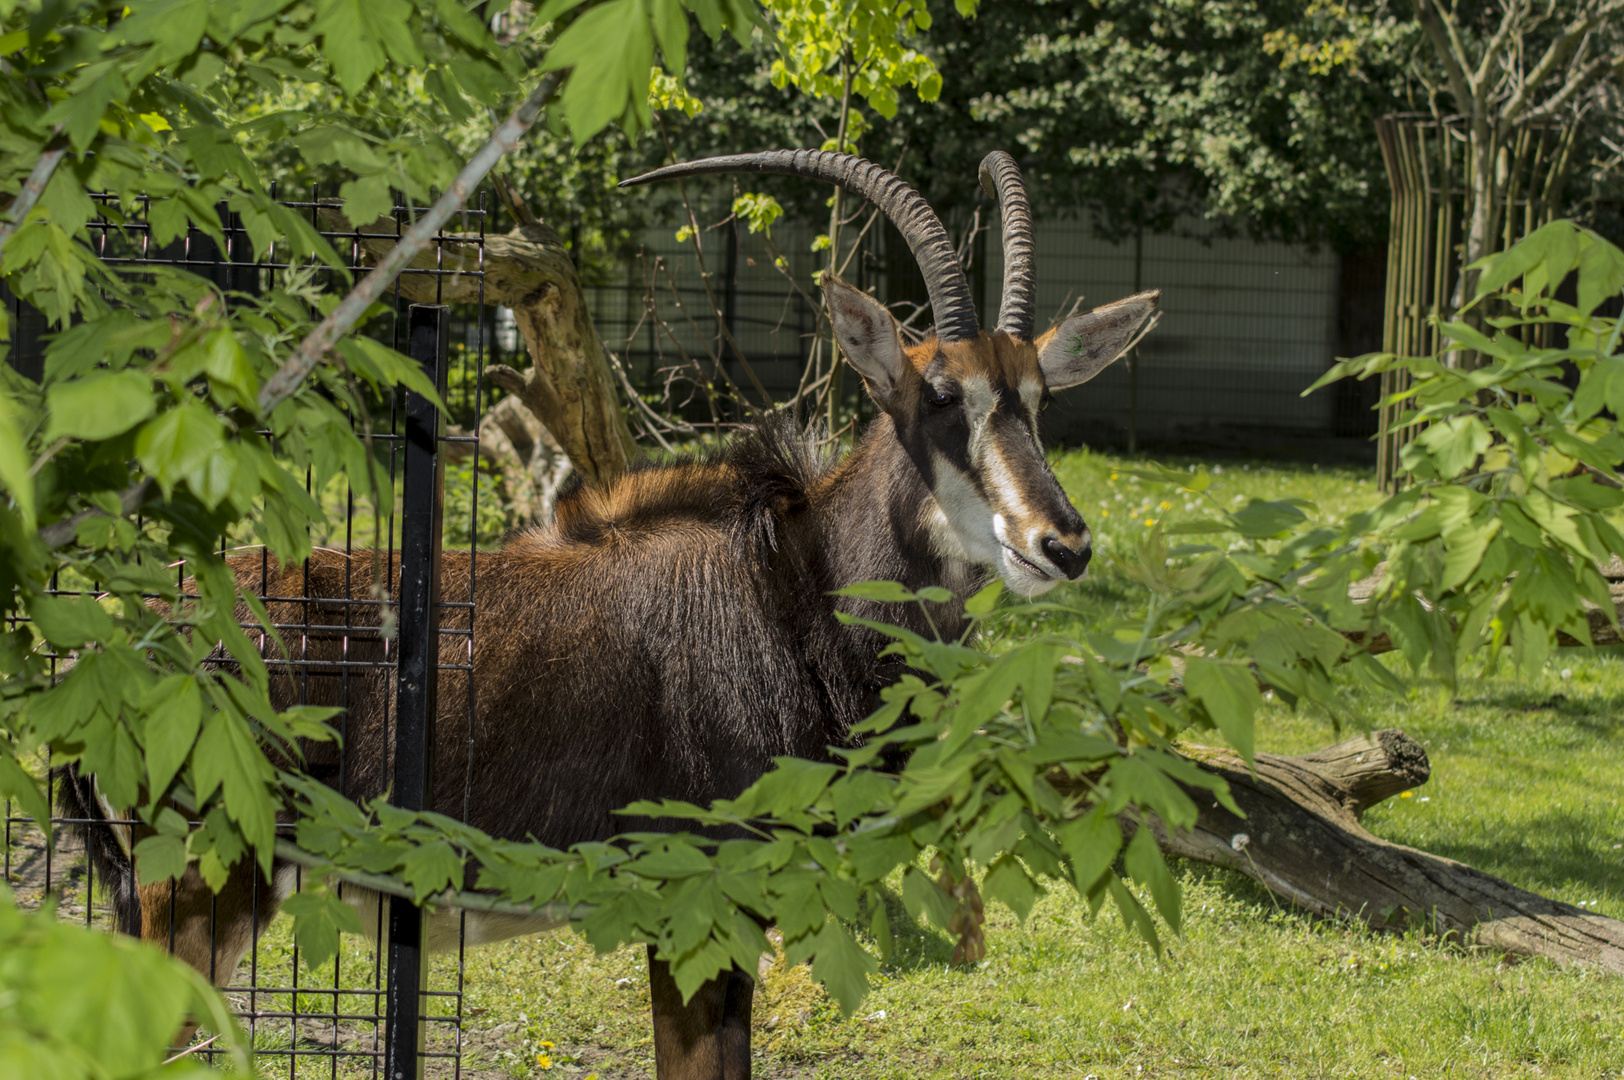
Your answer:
1345;563;1624;653
1137;731;1624;974
321;207;638;491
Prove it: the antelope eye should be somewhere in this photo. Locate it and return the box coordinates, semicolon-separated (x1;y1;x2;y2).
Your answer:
927;387;958;409
1040;391;1053;411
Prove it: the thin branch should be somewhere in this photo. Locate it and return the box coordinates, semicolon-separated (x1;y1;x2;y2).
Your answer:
836;206;884;279
1472;0;1527;92
1498;0;1624;126
0;128;65;249
1437;0;1481;96
258;71;561;416
657;256;747;412
1412;0;1477;115
161;1035;221;1064
654;117;772;411
1519;51;1624;126
270;836;586;921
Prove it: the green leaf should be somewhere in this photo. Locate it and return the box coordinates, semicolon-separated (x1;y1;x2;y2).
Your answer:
400;840;465;902
339;174;394;230
870;899;893;960
1105;874;1161;954
312;0;390;95
1577;233;1624;317
27;594;115;649
650;0;690;73
0;749;50;830
1057;810;1121;892
981;854;1038;920
342;336;442;404
1474;220;1581;301
132;834;188;885
135;399;225;497
1415;416;1492;479
284;884;364;973
1229;499;1307;538
1123;828;1181;933
1182;657;1259;764
43;370;155;441
191;710;277;857
42;65;127;153
833;580;918;603
963;579;1003;616
899;864;955;930
202;327;259;409
0;391;35;528
79;719;142;809
542;0;654;144
809;918;878;1016
139;675;204;797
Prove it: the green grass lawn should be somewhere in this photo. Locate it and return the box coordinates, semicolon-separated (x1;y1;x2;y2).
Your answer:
231;447;1624;1080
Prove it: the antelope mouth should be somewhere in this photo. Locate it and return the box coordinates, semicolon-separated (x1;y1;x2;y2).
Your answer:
1001;544;1053;580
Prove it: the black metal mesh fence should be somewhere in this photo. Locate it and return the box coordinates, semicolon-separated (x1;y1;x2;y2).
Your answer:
3;189;491;1078
574;193;1382;451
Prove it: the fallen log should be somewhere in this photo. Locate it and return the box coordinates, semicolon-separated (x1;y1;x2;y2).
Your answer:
1136;731;1624;974
1345;561;1624;653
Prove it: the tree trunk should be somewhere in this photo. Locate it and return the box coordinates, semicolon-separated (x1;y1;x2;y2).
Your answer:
323;209;638;494
1136;731;1624;974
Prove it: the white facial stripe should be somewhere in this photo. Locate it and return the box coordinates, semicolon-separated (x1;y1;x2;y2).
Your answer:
985;442;1030;520
928;374;1073;597
928;451;1000;565
1019;378;1044;435
961;374;996;458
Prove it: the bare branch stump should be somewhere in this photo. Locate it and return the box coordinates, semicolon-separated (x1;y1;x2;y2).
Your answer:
1138;731;1624;974
323;208;638;491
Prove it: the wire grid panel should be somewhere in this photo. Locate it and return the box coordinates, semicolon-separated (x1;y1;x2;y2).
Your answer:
2;189;494;1079
583;198;1348;444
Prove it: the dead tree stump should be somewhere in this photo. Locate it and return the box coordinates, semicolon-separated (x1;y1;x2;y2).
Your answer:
321;207;638;509
1139;731;1624;974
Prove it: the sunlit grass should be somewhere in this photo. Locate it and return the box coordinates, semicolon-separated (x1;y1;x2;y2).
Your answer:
217;447;1624;1078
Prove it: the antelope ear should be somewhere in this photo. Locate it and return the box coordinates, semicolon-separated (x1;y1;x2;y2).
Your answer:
1035;290;1160;390
824;276;909;408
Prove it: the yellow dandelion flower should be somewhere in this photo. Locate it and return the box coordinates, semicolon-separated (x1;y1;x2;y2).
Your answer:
1144;518;1156;526
540;1042;555;1050
1110;473;1118;480
1399;791;1413;799
537;1054;554;1070
1159;501;1170;510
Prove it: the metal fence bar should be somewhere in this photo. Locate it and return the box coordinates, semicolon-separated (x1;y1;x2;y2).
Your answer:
383;303;449;1080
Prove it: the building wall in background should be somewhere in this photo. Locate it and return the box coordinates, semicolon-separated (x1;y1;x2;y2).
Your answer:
994;221;1342;445
588;215;1359;447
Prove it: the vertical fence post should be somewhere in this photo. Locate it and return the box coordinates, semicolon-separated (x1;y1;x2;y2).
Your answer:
384;304;449;1080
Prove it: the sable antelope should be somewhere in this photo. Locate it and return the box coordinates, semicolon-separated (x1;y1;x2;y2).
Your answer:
63;150;1156;1079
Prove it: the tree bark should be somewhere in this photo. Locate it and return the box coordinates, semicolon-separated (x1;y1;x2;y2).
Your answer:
1345;566;1624;654
1137;731;1624;974
323;208;638;492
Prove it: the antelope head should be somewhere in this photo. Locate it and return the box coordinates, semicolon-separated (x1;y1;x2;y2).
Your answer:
621;151;1158;597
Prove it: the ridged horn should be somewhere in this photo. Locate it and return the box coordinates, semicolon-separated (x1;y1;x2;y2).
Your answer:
978;151;1036;341
620;150;980;343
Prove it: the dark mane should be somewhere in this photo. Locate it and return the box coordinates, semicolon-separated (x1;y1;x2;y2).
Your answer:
546;413;834;554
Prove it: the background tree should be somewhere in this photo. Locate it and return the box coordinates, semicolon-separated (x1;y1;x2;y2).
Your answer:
662;0;1415;252
1268;0;1624;313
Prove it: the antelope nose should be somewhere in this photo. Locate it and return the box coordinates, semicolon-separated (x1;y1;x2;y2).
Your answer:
1042;536;1091;580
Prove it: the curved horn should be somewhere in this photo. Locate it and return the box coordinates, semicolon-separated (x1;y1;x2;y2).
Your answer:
978;151;1036;341
620;150;980;343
